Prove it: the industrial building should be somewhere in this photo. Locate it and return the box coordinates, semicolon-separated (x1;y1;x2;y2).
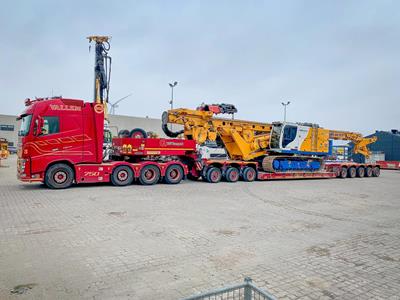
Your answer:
353;129;400;163
0;113;167;150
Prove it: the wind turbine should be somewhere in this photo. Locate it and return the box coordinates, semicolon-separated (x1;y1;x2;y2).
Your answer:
109;93;132;115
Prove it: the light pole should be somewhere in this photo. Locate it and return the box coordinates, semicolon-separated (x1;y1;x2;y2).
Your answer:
281;101;290;123
168;81;178;110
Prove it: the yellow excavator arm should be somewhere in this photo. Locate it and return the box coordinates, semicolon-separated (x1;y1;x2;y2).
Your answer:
329;130;377;158
162;106;272;160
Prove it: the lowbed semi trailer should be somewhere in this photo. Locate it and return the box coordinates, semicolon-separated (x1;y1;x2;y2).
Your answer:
16;36;379;188
16;97;379;189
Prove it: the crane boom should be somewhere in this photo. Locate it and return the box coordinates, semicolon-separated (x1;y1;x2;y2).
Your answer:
162;104;377;165
329;130;377;158
87;35;112;118
163;106;272;160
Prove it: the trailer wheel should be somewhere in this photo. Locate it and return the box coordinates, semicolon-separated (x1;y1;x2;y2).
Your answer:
242;167;256;182
111;165;134;186
139;165;160;185
365;166;373;177
339;167;347;178
356;167;365;178
347;167;356;178
45;163;74;189
225;167;239;183
206;167;222;183
372;166;380;177
130;128;148;139
118;129;130;138
164;164;184;184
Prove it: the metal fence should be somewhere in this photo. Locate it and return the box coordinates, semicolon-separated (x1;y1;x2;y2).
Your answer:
182;278;277;300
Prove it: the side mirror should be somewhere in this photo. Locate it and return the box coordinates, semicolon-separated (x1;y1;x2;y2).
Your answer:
34;116;45;136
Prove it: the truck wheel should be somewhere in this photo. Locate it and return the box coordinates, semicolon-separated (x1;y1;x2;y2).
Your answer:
372;167;380;177
365;166;373;177
339;167;347;178
45;163;74;189
347;167;356;178
130;128;148;139
242;167;256;182
111;165;134;186
206;167;222;183
225;167;239;183
356;167;365;178
118;129;130;138
139;165;160;185
164;164;184;184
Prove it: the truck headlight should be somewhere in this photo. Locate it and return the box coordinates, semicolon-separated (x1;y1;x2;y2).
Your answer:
19;159;26;171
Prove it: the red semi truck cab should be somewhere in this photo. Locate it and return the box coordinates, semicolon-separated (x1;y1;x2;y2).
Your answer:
17;97;198;188
17;97;105;183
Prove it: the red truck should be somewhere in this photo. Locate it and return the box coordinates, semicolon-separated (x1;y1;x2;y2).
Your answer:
17;97;198;189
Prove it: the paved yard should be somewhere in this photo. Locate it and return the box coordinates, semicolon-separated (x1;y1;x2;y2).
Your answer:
0;155;399;299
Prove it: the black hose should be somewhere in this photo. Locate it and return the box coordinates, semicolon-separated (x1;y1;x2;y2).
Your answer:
161;111;184;138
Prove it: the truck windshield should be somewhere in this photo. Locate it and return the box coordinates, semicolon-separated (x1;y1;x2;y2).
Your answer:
18;114;32;136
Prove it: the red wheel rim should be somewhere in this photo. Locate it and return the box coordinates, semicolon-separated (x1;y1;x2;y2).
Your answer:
211;170;220;182
230;170;239;181
117;170;128;181
169;168;179;180
247;169;255;180
144;169;156;181
134;133;144;138
54;171;67;184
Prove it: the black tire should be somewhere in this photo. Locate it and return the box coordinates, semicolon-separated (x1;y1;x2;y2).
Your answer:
45;163;74;189
139;165;160;185
339;167;347;178
356;167;365;178
372;166;380;177
111;165;134;186
242;167;256;182
130;128;148;139
225;167;240;183
118;129;130;138
164;164;184;184
206;167;222;183
347;167;356;178
365;166;373;177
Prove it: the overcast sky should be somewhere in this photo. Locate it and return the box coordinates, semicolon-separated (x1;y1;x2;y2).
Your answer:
1;0;399;134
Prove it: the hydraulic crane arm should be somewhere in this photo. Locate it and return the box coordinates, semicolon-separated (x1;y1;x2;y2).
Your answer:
87;36;112;118
329;130;377;158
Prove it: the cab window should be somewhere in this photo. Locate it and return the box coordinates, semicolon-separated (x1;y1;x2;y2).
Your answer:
41;116;60;135
282;125;297;148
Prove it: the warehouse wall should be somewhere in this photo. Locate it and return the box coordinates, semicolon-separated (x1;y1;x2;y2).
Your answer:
352;130;400;162
0;114;19;148
368;131;400;161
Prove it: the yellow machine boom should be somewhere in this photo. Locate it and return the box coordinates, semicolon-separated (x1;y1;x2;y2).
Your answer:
162;104;377;161
163;107;272;160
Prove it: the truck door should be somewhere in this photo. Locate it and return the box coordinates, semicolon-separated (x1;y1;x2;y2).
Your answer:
30;109;84;175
